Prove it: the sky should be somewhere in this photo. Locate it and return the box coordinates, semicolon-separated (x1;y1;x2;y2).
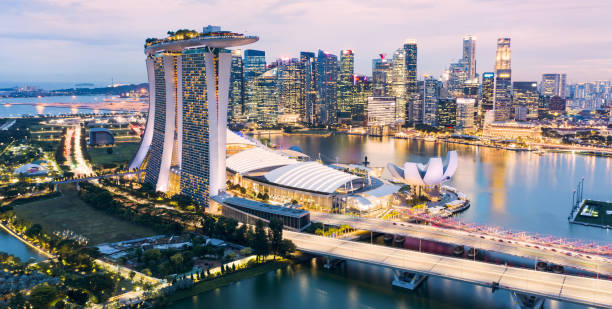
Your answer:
1;0;611;87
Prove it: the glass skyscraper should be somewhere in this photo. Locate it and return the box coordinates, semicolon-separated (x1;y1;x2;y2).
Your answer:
494;38;512;121
512;81;539;120
403;40;419;124
316;50;338;125
337;50;354;122
300;52;317;125
243;49;266;121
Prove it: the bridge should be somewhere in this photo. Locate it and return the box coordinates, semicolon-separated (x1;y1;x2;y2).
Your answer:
284;230;612;309
51;170;144;187
310;212;612;278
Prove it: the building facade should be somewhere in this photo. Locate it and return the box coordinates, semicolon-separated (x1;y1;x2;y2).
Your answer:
337;50;354;122
316;50;339;125
494;38;512;122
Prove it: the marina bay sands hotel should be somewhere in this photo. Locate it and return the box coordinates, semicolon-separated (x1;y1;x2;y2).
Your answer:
128;26;258;205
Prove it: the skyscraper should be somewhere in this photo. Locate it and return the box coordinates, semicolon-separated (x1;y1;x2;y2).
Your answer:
300;52;317;125
422;75;441;126
130;27;258;206
403;40;419;123
513;81;539;120
372;55;392;97
463;35;477;80
456;98;476;132
316;50;339;125
228;49;244;124
541;73;567;98
352;75;371;122
277;58;304;124
243;49;266;121
391;49;407;123
255;68;278;126
438;98;457;129
337;50;354;122
494;38;512;121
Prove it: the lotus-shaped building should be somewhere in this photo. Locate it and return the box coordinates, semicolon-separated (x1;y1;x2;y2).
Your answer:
387;151;458;186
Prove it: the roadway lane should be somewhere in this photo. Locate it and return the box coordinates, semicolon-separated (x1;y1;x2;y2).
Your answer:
284;231;612;308
310;212;612;276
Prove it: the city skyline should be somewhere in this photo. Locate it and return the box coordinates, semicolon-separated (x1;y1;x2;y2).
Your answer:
1;0;611;84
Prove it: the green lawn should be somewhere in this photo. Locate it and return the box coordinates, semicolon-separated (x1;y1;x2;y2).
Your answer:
88;141;140;168
13;184;156;245
573;200;612;227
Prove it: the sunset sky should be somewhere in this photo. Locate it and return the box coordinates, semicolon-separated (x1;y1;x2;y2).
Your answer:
1;0;611;85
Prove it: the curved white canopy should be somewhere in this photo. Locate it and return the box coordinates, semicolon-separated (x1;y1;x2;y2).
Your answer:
227;147;297;174
265;162;361;194
387;151;458;186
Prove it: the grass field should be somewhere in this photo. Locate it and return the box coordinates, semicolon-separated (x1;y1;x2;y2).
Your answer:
88;141;140;167
13;184;156;244
573;199;612;227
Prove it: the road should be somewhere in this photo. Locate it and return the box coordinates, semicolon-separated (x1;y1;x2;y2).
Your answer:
284;230;612;308
310;212;612;277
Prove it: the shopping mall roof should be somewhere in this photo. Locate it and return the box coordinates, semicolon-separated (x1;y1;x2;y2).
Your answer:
264;162;361;194
226;147;298;174
222;196;309;219
227;129;256;146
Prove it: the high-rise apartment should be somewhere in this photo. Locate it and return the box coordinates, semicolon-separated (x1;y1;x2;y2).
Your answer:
243;49;266;121
130;27;258;206
300;52;317;125
512;81;539;120
316;50;339;125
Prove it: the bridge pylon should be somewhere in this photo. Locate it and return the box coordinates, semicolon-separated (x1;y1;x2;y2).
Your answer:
323;256;346;270
392;270;428;290
510;292;544;309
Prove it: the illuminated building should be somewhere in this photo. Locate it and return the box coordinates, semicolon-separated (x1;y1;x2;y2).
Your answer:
456;98;475;132
367;96;396;127
391;49;407;123
254;68;278;127
512;81;539;120
494;38;512;121
352;75;372;122
337;50;354;122
447;61;469;96
437;98;457;129
387;151;458;186
228;49;245;124
483;121;542;139
481;72;495;113
372;55;392;97
129;26;258;206
548;96;567;113
316;50;339;125
463;35;477;80
541;73;567;98
277;58;304;124
300;52;317;124
423;75;441;126
404;40;419;123
243;49;266;121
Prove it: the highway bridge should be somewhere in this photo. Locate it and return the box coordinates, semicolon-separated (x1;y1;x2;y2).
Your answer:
311;213;612;278
51;170;144;185
284;230;612;309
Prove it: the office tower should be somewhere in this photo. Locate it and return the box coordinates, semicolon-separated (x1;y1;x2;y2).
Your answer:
494;38;512;121
438;98;457;129
512;82;539;120
300;52;317;124
422;75;441;126
447;61;469;95
255;68;278;126
228;49;244;124
463;35;477;79
352;75;372;122
463;78;479;100
548;96;567;113
337;50;355;122
277;58;304;124
316;50;339;125
541;73;567;98
372;55;392;96
403;40;419;123
243;49;266;121
367;97;397;127
130;27;258;206
456;98;476;131
391;49;407;123
481;72;495;113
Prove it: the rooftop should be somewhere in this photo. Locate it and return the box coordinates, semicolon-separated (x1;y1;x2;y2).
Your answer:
222;196;309;219
264;162;362;194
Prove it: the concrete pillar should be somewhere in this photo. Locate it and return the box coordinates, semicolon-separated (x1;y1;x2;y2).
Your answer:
75;182;80;191
510;292;545;309
323;257;345;270
392;270;427;290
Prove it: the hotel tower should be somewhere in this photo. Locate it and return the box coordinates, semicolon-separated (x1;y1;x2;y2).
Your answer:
129;26;258;206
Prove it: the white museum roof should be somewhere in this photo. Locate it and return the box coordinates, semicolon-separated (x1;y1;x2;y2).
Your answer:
226;147;298;174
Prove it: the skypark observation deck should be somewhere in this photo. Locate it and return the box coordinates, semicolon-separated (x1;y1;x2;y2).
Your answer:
144;33;258;55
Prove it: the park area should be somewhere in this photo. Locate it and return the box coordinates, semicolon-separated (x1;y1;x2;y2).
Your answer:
13;184;156;245
87;141;140;169
573;199;612;228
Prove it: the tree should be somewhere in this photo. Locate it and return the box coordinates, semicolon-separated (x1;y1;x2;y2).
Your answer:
279;239;297;257
253;220;269;261
25;223;43;237
67;289;90;306
201;216;216;236
170;253;184;266
29;285;58;309
79;273;116;303
268;218;283;259
9;292;26;308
